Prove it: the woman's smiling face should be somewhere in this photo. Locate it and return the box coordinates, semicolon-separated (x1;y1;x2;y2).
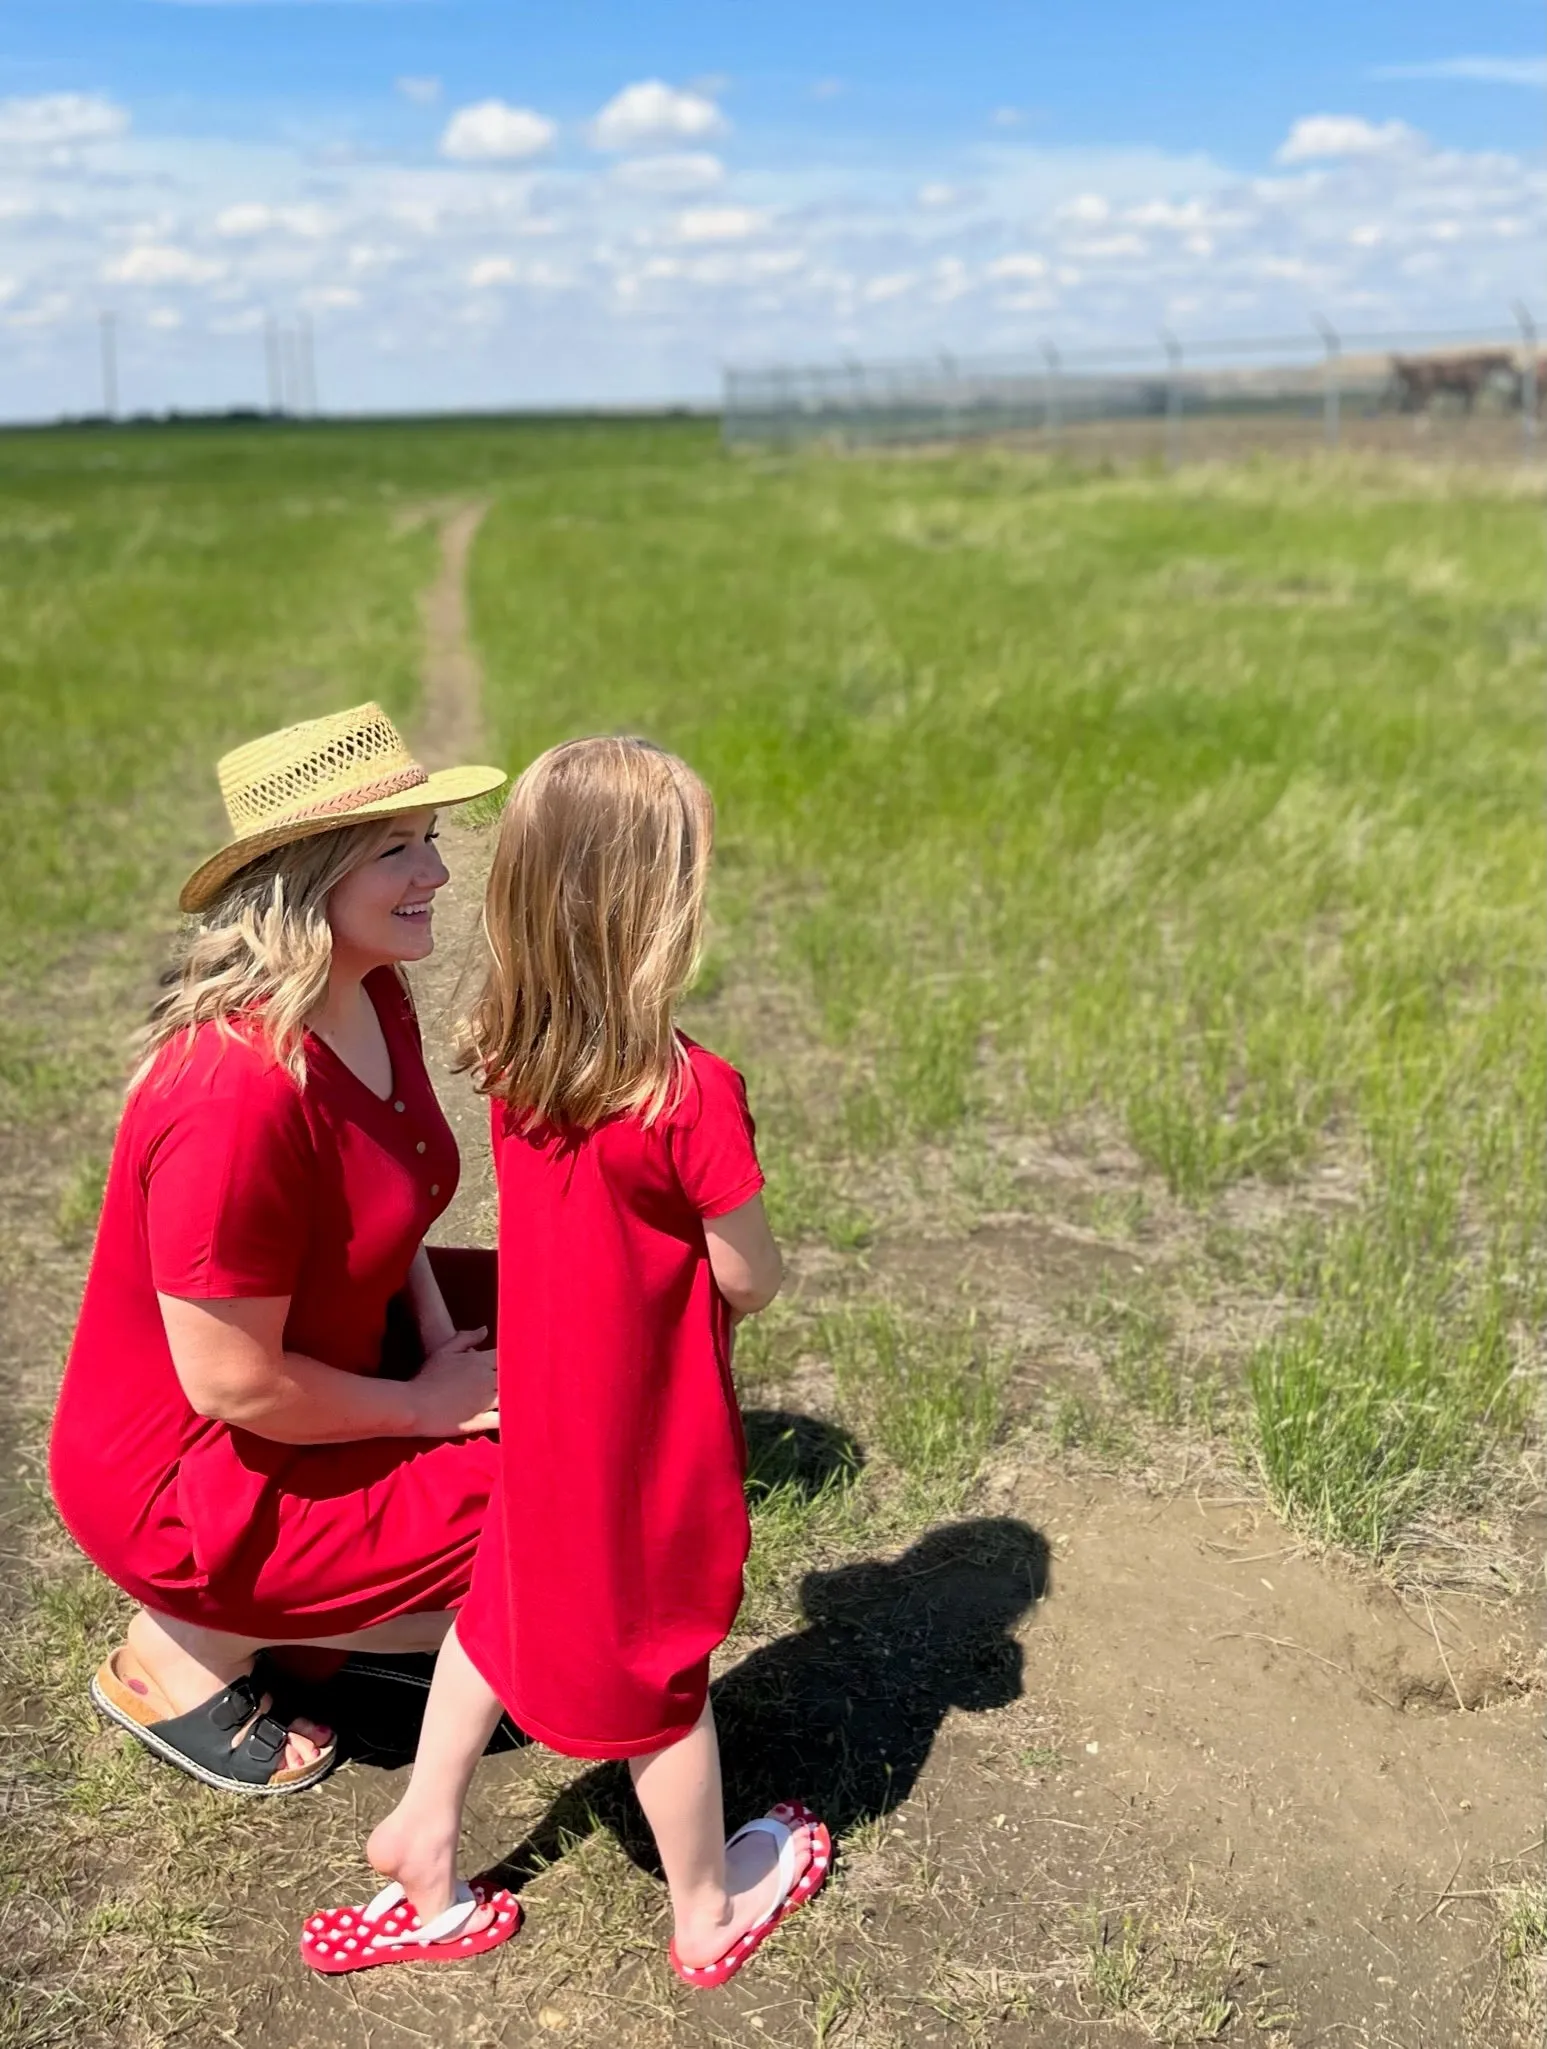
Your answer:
326;808;449;970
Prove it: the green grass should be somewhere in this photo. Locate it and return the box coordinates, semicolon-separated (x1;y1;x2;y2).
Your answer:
468;443;1543;1559
0;419;1532;2047
0;415;707;1124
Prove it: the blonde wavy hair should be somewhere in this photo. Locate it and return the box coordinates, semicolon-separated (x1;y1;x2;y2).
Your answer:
461;736;713;1130
132;814;400;1092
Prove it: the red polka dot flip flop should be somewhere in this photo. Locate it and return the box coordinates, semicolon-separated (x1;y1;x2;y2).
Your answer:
669;1801;832;1989
299;1876;521;1974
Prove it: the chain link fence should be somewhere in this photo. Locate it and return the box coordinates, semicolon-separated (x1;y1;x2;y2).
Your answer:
723;319;1543;466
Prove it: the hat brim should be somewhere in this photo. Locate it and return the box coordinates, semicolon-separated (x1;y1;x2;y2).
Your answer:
178;763;509;913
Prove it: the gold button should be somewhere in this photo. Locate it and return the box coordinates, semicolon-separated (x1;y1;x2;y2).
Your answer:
393;1099;406;1113
415;1141;427;1155
430;1184;440;1198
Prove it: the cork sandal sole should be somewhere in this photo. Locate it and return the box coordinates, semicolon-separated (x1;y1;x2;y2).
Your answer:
91;1646;336;1795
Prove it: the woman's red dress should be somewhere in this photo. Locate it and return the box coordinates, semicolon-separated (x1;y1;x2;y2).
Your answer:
49;968;498;1640
457;1039;764;1760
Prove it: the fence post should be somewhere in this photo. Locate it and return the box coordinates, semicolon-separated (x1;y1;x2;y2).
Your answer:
1160;328;1183;469
1314;315;1340;449
1040;339;1062;445
1514;301;1538;458
939;351;959;439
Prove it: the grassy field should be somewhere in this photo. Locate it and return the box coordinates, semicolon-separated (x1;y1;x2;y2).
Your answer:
1;419;1542;2049
471;440;1544;1559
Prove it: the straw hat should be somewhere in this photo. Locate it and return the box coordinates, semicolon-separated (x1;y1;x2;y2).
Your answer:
179;702;507;913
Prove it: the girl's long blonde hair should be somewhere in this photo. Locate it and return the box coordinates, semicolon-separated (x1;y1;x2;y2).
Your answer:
132;815;399;1092
461;736;713;1130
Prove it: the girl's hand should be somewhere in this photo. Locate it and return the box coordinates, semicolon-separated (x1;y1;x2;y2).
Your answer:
406;1327;499;1437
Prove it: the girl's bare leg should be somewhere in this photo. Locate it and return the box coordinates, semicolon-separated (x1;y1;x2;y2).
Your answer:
364;1621;504;1928
627;1700;815;1970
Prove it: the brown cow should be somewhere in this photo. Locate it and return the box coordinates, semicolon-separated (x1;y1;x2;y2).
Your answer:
1386;351;1522;412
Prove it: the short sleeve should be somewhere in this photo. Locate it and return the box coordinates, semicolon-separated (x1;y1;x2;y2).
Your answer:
670;1045;765;1221
143;1039;315;1299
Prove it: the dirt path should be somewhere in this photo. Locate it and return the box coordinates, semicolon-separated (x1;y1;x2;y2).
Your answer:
407;500;500;1249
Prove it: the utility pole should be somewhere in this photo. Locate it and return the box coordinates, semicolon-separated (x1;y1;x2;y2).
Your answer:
265;315;283;414
99;310;119;420
299;313;318;417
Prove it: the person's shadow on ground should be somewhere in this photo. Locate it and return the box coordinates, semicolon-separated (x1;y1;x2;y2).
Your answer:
481;1412;1051;1887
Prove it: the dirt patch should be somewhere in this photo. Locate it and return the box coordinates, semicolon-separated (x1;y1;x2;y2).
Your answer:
981;1464;1542;2046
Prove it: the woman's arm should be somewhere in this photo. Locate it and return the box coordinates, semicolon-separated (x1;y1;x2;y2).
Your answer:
404;1244;457;1357
157;1293;497;1445
703;1194;783;1317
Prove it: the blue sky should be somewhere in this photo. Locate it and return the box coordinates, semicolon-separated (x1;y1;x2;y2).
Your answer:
0;0;1540;416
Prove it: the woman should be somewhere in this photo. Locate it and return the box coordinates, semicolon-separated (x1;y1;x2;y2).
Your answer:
49;702;507;1794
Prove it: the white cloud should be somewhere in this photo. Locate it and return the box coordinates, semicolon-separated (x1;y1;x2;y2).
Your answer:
863;272;915;301
1277;115;1420;164
214;202;329;240
0;92;128;150
146;307;183;331
1349;223;1385;247
674;205;763;243
988;252;1048;281
1126;198;1212;230
441;100;556;162
104;244;223;286
1066;233;1147;260
917;183;966;210
1375;56;1546;88
396;76;442;105
612;152;724;195
303;285;361;310
1058;193;1110;224
990;107;1025;129
591;80;727;152
468;255;517;288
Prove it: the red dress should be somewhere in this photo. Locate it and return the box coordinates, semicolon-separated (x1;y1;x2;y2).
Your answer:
49;967;499;1641
457;1039;764;1759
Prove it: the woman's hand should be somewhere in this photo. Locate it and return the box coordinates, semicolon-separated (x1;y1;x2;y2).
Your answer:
406;1327;499;1437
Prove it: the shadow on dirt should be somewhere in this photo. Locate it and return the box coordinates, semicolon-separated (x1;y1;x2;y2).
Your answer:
484;1414;1050;1887
310;1407;1051;1890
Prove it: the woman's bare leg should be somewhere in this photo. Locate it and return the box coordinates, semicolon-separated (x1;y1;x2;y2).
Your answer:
363;1622;504;1929
124;1608;336;1771
123;1607;457;1772
627;1701;814;1970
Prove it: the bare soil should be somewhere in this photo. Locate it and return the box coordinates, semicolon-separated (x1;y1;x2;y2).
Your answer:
3;504;1540;2049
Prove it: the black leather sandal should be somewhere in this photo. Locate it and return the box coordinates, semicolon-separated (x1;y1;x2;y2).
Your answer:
90;1646;337;1794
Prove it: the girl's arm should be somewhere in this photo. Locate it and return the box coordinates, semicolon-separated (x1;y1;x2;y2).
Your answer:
703;1193;783;1317
404;1242;457;1356
157;1293;498;1444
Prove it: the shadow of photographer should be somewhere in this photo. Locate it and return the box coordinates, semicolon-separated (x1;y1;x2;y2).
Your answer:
486;1410;1050;1886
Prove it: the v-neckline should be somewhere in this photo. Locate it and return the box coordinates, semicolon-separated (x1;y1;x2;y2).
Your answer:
310;973;398;1105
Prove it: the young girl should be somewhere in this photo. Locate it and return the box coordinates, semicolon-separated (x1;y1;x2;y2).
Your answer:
301;737;829;1984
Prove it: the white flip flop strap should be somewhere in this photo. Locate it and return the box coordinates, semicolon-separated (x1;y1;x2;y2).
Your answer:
361;1877;478;1947
724;1816;798;1934
361;1881;405;1924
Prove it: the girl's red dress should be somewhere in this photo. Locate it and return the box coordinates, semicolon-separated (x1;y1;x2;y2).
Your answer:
457;1039;764;1760
49;968;499;1641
